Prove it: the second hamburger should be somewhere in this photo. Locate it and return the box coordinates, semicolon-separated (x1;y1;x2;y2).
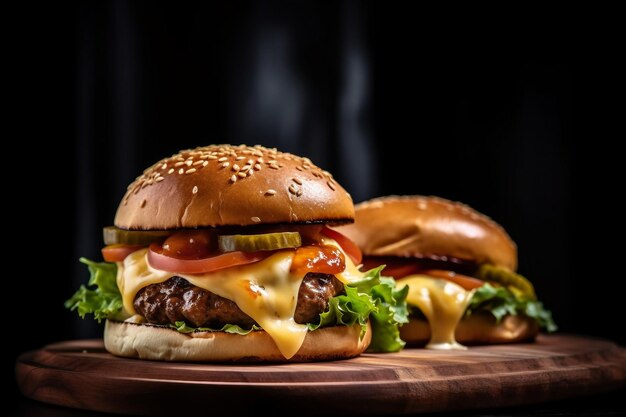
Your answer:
338;195;556;349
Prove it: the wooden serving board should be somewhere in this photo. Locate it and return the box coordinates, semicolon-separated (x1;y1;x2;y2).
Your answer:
16;334;626;416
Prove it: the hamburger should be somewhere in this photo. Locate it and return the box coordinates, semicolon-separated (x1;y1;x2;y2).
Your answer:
66;145;407;362
338;195;556;349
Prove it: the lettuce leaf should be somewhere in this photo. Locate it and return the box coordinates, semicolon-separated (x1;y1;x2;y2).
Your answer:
359;270;409;352
170;321;261;335
64;258;124;322
467;283;557;332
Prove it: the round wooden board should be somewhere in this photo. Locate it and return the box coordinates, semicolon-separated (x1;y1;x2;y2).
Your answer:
16;334;626;416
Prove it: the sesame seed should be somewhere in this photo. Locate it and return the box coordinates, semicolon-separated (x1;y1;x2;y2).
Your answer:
327;181;336;191
174;161;185;167
293;178;302;185
232;164;240;171
193;160;203;166
178;168;184;174
208;155;218;160
247;168;254;175
218;157;228;162
289;185;298;195
185;160;193;166
168;168;175;174
257;157;264;163
192;186;198;194
237;171;247;178
268;160;277;164
269;164;279;170
236;156;245;160
254;163;261;170
247;159;254;165
140;199;146;208
296;189;303;196
202;161;208;167
156;177;165;182
222;162;230;168
161;163;167;170
251;216;261;223
230;175;237;183
265;189;276;196
296;166;304;171
185;168;196;174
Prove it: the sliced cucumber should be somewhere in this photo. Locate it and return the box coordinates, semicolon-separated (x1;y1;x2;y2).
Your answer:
218;232;302;252
103;226;171;245
476;264;537;300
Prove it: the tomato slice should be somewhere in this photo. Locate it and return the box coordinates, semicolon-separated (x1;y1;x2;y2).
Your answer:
321;227;362;265
422;270;484;291
290;245;345;276
381;263;422;279
148;242;269;274
102;244;145;262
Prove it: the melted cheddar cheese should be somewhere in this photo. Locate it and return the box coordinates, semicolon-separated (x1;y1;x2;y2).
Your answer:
399;276;475;350
116;238;363;359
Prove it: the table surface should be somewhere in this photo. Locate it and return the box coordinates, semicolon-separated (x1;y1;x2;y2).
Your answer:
14;334;626;416
12;387;626;417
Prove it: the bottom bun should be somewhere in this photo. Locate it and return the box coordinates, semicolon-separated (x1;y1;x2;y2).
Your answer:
104;320;372;362
400;313;539;346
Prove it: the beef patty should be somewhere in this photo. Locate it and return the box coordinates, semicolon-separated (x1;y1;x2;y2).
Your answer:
134;273;344;328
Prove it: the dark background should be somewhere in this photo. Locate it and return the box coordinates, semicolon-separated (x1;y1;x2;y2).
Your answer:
10;0;624;411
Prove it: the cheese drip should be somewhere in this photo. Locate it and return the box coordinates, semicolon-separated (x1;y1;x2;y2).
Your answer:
116;239;364;359
400;276;475;350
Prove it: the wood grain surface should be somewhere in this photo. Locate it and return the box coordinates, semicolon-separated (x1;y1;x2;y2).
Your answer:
16;334;626;416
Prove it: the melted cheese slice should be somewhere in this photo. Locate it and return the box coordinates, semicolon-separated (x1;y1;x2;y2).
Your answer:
399;275;475;350
116;238;364;359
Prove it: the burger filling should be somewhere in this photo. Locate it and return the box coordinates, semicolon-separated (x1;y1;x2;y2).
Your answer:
66;226;409;359
362;256;556;350
134;273;344;329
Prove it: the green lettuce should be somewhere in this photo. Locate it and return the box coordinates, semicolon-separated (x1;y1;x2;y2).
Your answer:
467;283;557;332
308;266;409;352
65;260;409;352
64;258;124;322
170;321;261;335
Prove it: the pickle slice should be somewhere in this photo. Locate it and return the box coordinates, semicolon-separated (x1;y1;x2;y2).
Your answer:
476;264;537;300
103;226;171;245
219;232;302;252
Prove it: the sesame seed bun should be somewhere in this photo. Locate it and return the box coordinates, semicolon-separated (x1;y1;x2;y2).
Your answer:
339;195;517;271
104;320;372;362
115;144;354;230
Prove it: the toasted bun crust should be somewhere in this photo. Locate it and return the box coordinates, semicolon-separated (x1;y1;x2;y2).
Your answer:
400;314;539;345
104;320;371;362
115;145;354;230
339;195;517;271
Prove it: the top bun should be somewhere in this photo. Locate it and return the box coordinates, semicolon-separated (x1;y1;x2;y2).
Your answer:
339;195;517;271
115;145;354;230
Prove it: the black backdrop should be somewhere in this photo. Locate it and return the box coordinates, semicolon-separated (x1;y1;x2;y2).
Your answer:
10;0;624;397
